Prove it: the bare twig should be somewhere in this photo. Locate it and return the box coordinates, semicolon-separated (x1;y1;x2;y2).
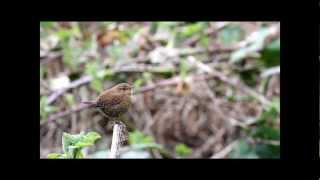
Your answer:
42;103;90;125
192;129;226;158
46;64;174;105
261;66;280;78
109;123;122;158
211;141;237;159
40;52;63;65
187;56;272;106
40;79;51;93
183;22;231;46
47;76;93;105
235;23;280;50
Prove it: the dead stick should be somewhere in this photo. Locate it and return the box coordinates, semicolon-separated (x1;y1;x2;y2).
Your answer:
109;123;122;158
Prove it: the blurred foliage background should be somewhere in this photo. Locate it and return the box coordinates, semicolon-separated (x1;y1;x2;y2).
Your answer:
40;21;280;158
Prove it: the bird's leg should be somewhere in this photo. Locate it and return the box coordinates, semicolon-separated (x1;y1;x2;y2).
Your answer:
97;108;110;119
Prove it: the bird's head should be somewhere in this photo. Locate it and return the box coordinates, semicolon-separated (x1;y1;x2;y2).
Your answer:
114;83;133;95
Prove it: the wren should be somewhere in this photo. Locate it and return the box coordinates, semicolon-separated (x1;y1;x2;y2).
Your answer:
82;83;133;123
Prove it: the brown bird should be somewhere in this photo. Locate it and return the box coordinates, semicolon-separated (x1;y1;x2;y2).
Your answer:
82;83;133;123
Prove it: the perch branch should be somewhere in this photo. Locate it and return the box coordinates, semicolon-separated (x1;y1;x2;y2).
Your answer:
46;64;174;105
109;123;122;158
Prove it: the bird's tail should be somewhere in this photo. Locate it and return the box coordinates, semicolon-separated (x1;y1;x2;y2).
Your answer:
81;101;96;107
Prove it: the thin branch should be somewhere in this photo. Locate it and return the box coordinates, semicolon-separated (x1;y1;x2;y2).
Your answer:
46;64;174;105
261;66;280;78
41;103;90;125
210;141;237;159
40;52;63;65
47;76;92;105
187;56;272;106
44;75;191;123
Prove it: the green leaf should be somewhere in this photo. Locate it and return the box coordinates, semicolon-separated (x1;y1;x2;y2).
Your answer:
85;62;105;93
61;131;101;158
149;22;158;34
229;140;258;158
65;93;75;106
267;38;280;50
56;29;73;41
91;79;103;93
101;22;116;28
142;72;153;82
134;78;143;91
47;153;65;159
131;143;163;151
40;96;58;121
180;22;205;37
251;126;280;140
63;132;101;150
75;151;84;158
62;42;75;70
62;133;77;154
200;36;209;47
175;143;192;157
40;67;46;79
128;130;154;145
85;62;98;78
68;147;84;159
99;69;113;79
255;143;280;158
268;98;280;114
157;22;179;29
179;58;189;80
107;44;124;60
71;23;81;37
230;27;270;63
40;22;55;29
239;68;260;87
219;25;243;45
260;38;280;67
259;101;280;124
75;132;101;148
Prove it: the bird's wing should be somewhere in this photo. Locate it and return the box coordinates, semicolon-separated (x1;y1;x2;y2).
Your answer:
96;94;122;108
